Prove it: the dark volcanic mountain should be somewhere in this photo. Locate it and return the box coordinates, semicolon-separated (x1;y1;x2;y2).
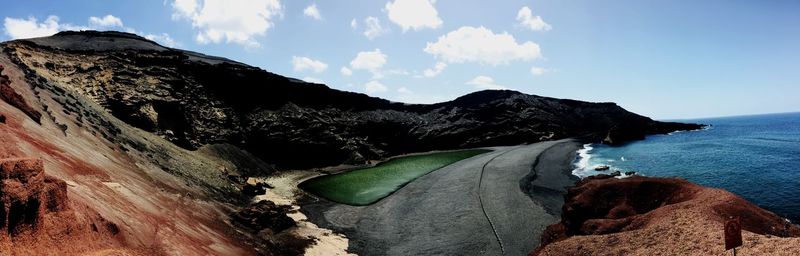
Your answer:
1;31;701;170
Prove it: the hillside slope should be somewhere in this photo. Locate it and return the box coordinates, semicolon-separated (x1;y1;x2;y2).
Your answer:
3;31;701;170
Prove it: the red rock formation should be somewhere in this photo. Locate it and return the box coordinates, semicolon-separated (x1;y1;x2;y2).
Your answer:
0;65;41;123
533;176;800;255
0;157;135;254
0;158;47;237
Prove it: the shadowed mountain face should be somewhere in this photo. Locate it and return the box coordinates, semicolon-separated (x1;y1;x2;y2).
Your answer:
2;31;701;170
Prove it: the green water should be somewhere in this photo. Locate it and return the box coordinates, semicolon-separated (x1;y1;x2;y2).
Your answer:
300;149;491;205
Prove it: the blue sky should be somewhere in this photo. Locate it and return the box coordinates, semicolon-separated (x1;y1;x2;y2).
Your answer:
2;0;799;119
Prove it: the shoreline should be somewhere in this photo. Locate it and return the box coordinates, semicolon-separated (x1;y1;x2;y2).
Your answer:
521;140;581;216
299;140;582;255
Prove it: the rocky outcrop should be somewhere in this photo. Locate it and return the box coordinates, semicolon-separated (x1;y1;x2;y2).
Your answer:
1;31;702;170
533;175;800;255
0;157;129;254
0;158;59;237
602;121;701;145
0;158;43;236
0;65;41;123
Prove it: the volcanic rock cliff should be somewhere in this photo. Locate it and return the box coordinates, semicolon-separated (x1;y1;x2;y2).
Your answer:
2;31;701;171
533;175;800;255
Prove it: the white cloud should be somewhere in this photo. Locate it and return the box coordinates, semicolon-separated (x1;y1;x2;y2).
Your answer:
3;16;61;39
397;87;412;94
303;4;322;20
89;15;124;28
363;16;387;40
385;0;442;31
423;62;447;77
145;33;180;47
302;76;325;84
467;75;508;90
424;26;542;65
517;6;551;31
350;18;358;29
172;0;198;17
364;80;388;93
171;0;283;48
291;56;328;73
350;49;387;75
530;66;554;76
393;92;449;104
340;66;353;76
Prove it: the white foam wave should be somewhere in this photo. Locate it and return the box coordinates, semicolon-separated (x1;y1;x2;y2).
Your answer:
574;144;592;169
572;144;640;179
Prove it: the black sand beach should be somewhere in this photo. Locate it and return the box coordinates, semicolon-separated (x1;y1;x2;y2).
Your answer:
301;139;581;255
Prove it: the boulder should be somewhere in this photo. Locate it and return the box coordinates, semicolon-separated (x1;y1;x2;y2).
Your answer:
242;178;273;197
232;200;295;234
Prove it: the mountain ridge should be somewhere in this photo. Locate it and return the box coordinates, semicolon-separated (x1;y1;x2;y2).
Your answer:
2;30;702;170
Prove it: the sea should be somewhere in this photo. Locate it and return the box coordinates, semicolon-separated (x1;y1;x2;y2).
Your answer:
572;112;800;223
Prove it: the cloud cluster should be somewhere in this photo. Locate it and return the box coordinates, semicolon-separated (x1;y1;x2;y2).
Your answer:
350;49;387;76
385;0;442;31
422;62;447;77
292;56;328;73
3;16;62;39
467;76;507;90
303;4;322;20
363;16;388;40
516;6;551;31
171;0;283;48
364;80;388;93
530;66;554;76
89;15;124;28
144;33;180;47
340;67;353;76
424;26;541;65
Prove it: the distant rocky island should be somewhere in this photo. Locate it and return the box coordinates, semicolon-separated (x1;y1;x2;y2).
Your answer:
3;31;796;255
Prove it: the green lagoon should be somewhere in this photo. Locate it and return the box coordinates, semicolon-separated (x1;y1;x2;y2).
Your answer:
300;149;491;205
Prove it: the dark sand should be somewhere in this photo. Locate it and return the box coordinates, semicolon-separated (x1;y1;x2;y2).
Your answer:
301;140;580;255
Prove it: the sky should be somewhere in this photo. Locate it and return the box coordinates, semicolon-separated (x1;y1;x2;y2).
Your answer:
2;0;799;119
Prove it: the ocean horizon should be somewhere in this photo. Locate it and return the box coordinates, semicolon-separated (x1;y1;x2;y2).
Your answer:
573;111;800;222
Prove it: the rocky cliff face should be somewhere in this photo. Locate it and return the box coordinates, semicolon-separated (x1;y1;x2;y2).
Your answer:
533;175;800;255
2;31;701;170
